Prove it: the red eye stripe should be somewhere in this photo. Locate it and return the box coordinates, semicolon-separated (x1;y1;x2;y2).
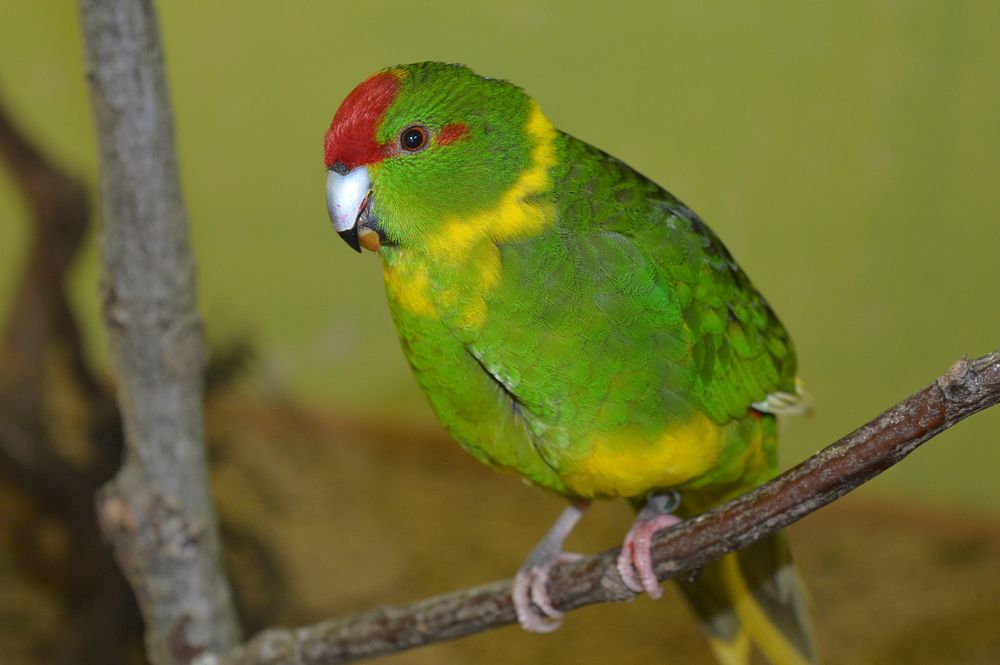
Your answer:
437;123;470;146
324;72;401;170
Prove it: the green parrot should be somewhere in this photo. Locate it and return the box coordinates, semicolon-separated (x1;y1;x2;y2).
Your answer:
323;62;818;665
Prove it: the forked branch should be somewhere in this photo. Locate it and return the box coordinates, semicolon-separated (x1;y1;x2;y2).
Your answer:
199;350;1000;665
77;0;241;662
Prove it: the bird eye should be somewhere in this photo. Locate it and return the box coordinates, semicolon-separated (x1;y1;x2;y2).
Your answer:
400;125;428;152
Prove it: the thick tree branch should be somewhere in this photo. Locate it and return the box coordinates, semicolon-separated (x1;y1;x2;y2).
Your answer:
198;350;1000;665
77;1;241;663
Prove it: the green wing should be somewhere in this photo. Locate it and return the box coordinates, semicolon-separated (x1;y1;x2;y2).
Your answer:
392;130;800;495
553;135;798;425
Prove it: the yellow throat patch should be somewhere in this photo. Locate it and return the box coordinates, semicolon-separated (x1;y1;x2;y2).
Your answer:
383;102;558;329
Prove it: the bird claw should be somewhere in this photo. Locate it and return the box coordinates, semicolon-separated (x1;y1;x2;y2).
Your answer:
616;491;682;598
513;551;583;632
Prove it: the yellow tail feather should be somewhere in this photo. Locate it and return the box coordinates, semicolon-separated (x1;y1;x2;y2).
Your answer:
676;534;819;665
706;631;751;665
718;551;815;665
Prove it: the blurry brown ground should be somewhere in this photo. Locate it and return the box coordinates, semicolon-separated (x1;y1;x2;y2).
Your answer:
4;392;998;665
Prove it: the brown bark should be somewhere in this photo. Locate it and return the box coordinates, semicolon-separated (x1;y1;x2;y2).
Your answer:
198;351;1000;665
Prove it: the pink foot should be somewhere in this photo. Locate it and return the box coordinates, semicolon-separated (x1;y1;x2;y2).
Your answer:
512;501;589;632
513;551;583;632
616;492;682;598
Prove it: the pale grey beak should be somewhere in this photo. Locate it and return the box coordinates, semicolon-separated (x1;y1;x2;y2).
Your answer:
326;165;371;252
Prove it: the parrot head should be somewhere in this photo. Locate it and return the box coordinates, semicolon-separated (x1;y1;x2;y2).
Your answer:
324;62;551;254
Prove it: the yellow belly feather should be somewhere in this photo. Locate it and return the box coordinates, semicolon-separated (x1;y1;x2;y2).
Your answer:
562;411;726;498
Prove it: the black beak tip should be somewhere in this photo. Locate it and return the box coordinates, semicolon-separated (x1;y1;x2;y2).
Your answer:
338;226;362;253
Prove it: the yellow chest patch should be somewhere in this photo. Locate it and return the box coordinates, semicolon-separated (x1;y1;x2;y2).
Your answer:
561;411;726;499
382;256;435;317
382;242;500;329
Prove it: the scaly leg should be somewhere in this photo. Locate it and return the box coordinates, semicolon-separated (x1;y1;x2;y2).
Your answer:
616;490;681;598
512;500;590;632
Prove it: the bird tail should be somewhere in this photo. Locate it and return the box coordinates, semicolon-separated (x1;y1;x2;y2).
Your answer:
674;532;819;665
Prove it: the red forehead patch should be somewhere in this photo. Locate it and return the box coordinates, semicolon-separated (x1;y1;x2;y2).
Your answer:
324;72;401;169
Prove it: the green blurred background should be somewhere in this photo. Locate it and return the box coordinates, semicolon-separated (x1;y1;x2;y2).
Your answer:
3;2;1000;664
4;0;997;509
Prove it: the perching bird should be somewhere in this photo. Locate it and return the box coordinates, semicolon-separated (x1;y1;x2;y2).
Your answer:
323;62;818;665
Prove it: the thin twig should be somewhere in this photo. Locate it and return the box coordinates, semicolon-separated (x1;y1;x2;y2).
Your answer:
198;350;1000;665
77;0;241;663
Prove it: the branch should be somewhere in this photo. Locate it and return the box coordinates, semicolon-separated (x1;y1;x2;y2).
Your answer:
0;98;94;413
199;350;1000;665
0;91;146;665
0;96;98;507
77;1;241;663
